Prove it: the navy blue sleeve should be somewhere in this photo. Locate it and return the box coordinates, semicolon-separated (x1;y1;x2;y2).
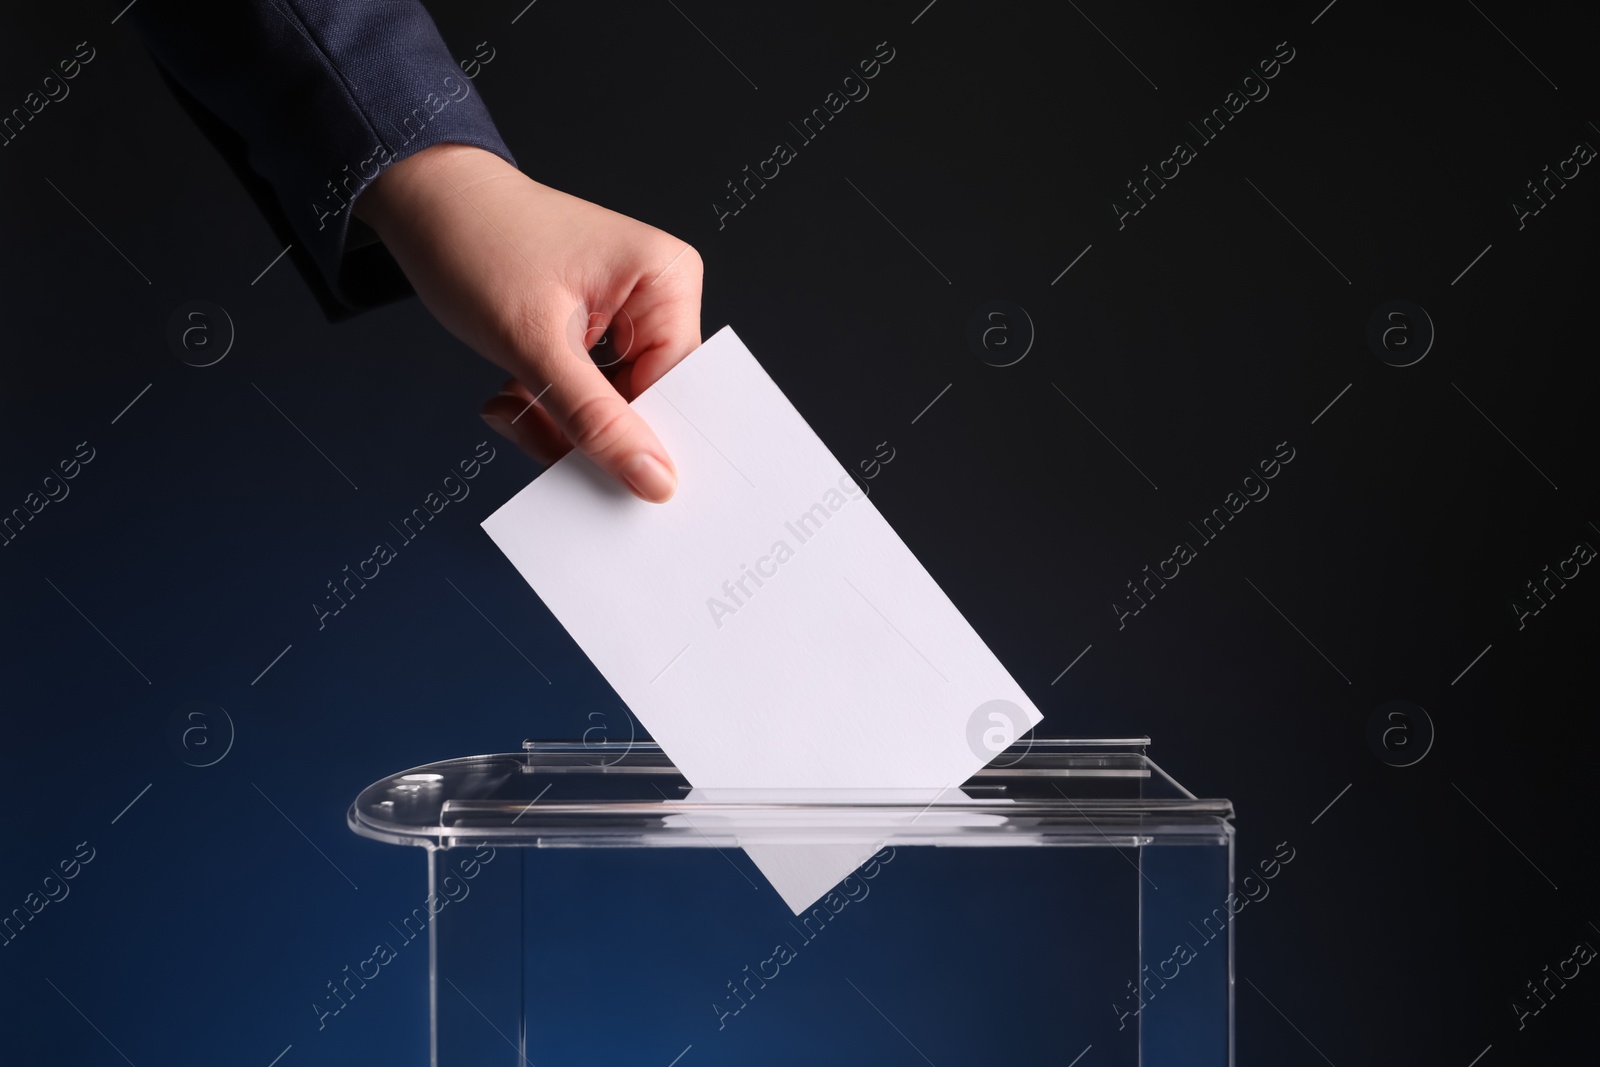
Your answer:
128;0;518;320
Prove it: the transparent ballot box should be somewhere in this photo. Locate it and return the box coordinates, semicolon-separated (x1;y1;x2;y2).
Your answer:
347;739;1235;1066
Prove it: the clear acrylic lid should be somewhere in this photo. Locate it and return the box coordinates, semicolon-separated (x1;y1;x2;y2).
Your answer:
347;739;1233;850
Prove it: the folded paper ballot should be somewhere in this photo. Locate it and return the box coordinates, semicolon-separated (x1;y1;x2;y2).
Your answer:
482;326;1043;912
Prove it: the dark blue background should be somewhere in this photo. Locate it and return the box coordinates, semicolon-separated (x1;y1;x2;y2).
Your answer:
2;0;1595;1063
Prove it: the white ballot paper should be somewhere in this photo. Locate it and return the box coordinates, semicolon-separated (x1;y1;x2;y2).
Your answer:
482;326;1043;912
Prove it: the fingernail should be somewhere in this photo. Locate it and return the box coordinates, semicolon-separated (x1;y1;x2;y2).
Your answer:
620;454;676;502
481;412;511;435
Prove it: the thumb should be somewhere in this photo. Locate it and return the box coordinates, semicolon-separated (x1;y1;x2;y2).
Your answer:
541;359;678;503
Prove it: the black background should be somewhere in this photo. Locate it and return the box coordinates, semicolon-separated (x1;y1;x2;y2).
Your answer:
1;1;1595;1064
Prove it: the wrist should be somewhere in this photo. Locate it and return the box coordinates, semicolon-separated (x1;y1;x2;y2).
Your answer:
353;142;507;234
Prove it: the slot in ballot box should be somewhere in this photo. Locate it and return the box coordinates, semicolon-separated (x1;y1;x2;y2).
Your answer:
347;739;1235;1067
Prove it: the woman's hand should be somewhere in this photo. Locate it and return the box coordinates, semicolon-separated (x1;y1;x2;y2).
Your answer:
354;142;703;502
